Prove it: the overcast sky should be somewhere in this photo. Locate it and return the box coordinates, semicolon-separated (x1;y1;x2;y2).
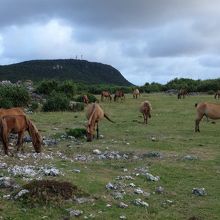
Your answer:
0;0;220;85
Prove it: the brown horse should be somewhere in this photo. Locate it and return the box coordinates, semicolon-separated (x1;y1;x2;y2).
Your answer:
195;102;220;132
114;90;125;102
0;107;25;117
83;95;89;104
101;91;112;102
86;103;114;141
177;89;188;99
139;101;152;124
133;89;140;99
214;90;220;99
0;115;42;155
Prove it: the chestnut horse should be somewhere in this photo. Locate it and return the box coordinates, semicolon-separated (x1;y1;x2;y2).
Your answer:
86;103;114;141
195;102;220;132
83;95;89;104
101;91;112;102
0;107;25;117
139;101;152;124
214;90;220;99
177;89;188;99
114;90;125;102
0;115;42;155
133;89;140;99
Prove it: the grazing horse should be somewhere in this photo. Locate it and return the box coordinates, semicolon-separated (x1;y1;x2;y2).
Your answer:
114;90;125;102
195;102;220;132
86;103;114;141
0;115;42;155
133;89;140;99
0;107;25;117
101;91;112;102
214;90;220;99
139;101;152;124
83;95;89;104
177;89;188;99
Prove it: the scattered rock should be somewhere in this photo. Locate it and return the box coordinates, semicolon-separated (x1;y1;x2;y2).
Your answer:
111;191;124;200
133;198;149;207
93;149;102;155
0;177;20;189
155;186;164;194
42;167;60;176
14;189;29;200
119;202;128;208
0;163;7;169
73;169;81;173
120;215;127;219
74;197;94;204
145;173;160;181
134;188;144;194
68;209;83;217
192;188;207;196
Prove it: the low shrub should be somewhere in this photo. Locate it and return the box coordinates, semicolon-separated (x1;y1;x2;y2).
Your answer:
42;92;70;112
75;94;97;103
66;128;86;138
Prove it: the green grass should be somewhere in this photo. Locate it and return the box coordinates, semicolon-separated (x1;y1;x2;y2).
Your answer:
1;93;220;220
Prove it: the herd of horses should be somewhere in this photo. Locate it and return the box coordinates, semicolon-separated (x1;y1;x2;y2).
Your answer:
1;88;220;155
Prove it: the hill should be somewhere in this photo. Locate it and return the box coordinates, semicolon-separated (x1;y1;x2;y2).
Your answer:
0;59;132;86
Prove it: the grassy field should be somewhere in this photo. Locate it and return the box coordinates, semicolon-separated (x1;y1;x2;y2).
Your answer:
0;93;220;220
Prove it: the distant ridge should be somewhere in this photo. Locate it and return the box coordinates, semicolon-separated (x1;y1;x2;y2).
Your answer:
0;59;133;86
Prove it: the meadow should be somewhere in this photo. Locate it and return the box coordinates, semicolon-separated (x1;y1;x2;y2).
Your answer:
0;93;220;220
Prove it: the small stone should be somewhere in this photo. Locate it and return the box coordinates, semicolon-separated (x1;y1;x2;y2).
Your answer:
145;173;160;181
120;215;127;219
129;183;136;187
192;188;207;196
119;202;128;208
155;186;164;194
106;204;111;207
14;189;29;200
73;169;81;173
134;198;149;207
134;188;144;194
93;149;102;155
69;209;83;217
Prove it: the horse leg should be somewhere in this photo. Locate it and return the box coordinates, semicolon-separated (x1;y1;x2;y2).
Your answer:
96;122;99;139
16;132;24;153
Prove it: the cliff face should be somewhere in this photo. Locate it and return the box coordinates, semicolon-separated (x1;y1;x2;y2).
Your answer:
0;59;132;86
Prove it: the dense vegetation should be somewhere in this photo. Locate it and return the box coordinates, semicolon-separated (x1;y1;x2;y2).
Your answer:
0;59;132;86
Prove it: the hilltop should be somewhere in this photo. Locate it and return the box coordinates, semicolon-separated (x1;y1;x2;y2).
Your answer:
0;59;132;86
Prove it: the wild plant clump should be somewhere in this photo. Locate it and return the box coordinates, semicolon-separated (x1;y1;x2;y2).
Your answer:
66;128;86;138
18;180;87;206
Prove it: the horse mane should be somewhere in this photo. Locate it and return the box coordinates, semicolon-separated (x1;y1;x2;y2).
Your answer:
26;117;42;152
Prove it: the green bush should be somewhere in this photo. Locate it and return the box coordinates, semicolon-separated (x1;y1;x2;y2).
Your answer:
42;92;70;112
0;84;30;107
36;80;59;95
30;101;39;111
66;128;86;138
69;101;84;112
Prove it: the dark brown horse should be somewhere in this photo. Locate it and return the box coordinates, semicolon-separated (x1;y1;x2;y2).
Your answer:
139;101;152;124
114;90;125;102
214;90;220;99
195;102;220;132
83;95;89;104
101;91;112;102
86;103;114;141
0;115;42;155
177;89;188;99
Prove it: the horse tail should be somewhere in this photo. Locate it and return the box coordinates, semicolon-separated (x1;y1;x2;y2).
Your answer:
195;103;198;107
104;113;115;123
